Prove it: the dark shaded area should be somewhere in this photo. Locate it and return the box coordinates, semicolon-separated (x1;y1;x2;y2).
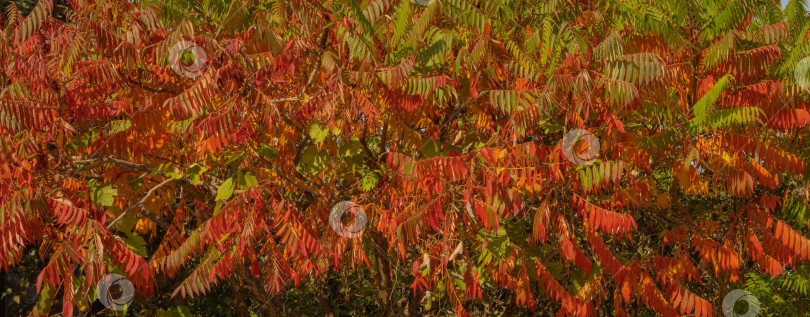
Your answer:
0;0;70;22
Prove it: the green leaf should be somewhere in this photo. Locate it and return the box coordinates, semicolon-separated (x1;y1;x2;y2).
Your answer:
215;177;235;201
545;261;564;280
420;139;443;158
224;149;248;168
689;74;734;134
90;183;117;207
537;119;564;134
236;171;258;189
361;171;379;191
299;145;328;174
166;170;183;180
570;269;588;292
308;123;329;144
339;137;365;166
257;144;280;159
185;164;208;185
175;306;192;317
114;210;140;232
109;120;131;133
391;0;412;45
157;305;193;317
122;232;148;257
150;163;167;176
476;227;511;259
213;201;224;215
450;270;465;289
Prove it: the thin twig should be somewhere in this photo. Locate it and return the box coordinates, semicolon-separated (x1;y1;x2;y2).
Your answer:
106;178;177;230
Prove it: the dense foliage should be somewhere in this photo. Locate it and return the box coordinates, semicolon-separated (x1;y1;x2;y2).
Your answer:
1;0;810;316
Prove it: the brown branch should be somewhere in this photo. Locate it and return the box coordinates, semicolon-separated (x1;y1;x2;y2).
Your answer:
298;58;321;100
233;263;303;317
416;91;490;159
106;178;176;230
71;156;154;174
369;231;395;315
381;113;389;153
317;286;335;317
126;78;180;94
268;97;300;104
254;154;325;199
298;28;330;100
440;90;489;137
360;127;381;169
